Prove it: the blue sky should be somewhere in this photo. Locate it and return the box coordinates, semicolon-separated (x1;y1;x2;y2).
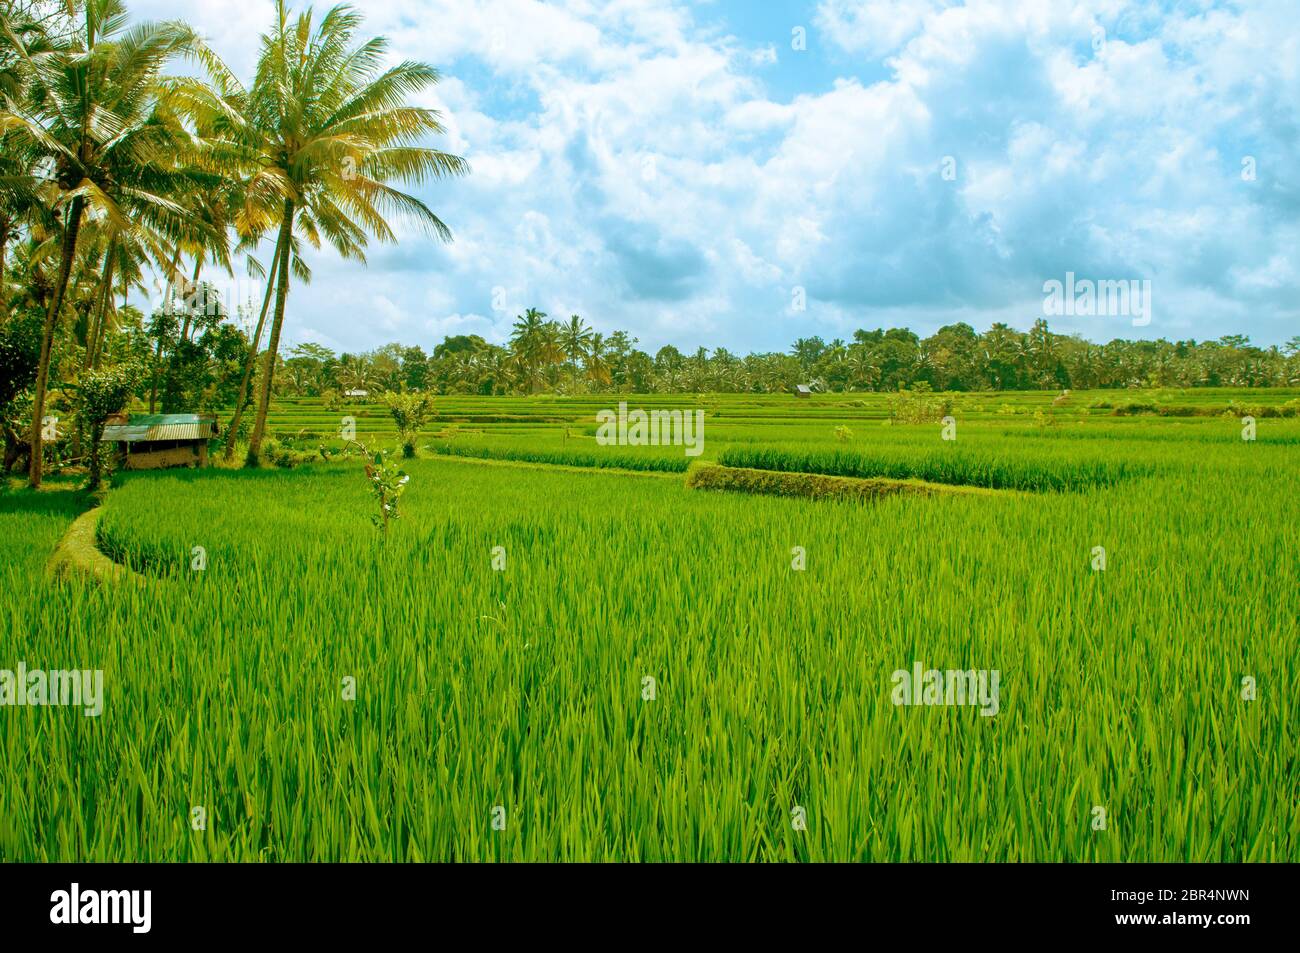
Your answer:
135;0;1299;354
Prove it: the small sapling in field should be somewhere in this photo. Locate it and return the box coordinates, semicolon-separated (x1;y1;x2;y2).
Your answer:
359;445;410;536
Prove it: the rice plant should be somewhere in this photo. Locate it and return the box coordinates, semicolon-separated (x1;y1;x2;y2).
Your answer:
2;395;1296;862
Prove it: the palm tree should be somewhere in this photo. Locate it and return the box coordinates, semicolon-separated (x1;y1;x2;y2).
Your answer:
191;1;467;466
686;346;711;391
335;356;372;394
585;332;611;390
559;314;591;392
0;140;53;316
509;307;547;392
478;347;510;395
81;199;182;372
845;351;880;391
3;0;209;486
538;320;564;388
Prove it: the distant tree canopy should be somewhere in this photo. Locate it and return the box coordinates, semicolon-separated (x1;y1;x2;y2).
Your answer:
242;315;1300;400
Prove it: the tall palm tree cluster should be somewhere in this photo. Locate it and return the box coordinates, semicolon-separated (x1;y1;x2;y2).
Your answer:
266;317;1300;401
0;0;466;485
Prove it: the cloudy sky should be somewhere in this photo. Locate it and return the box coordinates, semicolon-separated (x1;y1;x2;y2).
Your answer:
132;0;1299;354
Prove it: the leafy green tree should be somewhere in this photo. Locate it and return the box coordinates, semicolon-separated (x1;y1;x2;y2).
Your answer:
383;389;434;458
401;345;428;391
73;361;140;489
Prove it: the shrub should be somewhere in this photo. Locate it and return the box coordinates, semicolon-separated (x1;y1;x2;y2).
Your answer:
1033;410;1059;430
261;438;315;469
384;391;435;458
888;385;953;424
1111;401;1159;416
363;448;409;537
685;463;992;502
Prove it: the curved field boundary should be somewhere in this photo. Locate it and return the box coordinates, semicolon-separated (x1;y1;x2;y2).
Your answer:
46;505;147;586
685;463;1012;503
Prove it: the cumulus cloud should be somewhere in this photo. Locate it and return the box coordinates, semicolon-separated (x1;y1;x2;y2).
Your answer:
131;0;1300;351
815;0;951;58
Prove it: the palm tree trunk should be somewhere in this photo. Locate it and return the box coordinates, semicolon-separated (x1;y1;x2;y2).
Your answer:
223;239;282;461
148;249;183;413
147;337;164;412
28;196;87;489
83;244;116;373
90;299;113;370
72;245;115;461
246;201;295;467
90;250;118;370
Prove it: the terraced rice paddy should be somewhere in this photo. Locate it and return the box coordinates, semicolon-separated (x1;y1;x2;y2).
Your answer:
1;388;1297;861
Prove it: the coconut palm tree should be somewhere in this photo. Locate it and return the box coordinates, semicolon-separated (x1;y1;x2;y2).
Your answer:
0;0;57;315
2;0;211;486
585;332;611;390
189;1;467;466
478;347;510;395
559;313;591;393
0;138;53;314
75;203;172;373
509;307;547;392
538;320;564;389
335;356;372;394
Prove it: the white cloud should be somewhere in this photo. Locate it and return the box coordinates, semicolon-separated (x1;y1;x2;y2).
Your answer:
129;0;1300;352
815;0;950;58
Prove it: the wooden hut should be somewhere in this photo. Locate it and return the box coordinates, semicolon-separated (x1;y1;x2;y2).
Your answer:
100;414;218;470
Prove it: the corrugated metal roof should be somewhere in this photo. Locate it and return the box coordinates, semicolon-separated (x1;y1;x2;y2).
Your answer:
102;414;216;443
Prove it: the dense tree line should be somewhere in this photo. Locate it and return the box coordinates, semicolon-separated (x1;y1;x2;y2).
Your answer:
265;315;1300;400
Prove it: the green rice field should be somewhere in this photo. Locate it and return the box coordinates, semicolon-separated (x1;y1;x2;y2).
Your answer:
2;388;1297;861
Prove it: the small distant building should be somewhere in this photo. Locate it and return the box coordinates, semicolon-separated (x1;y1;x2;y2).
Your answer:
101;413;217;470
795;384;813;399
344;389;370;399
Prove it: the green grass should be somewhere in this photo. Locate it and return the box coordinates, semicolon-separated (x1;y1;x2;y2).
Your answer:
428;440;692;473
717;442;1156;491
0;476;90;575
1;392;1296;862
